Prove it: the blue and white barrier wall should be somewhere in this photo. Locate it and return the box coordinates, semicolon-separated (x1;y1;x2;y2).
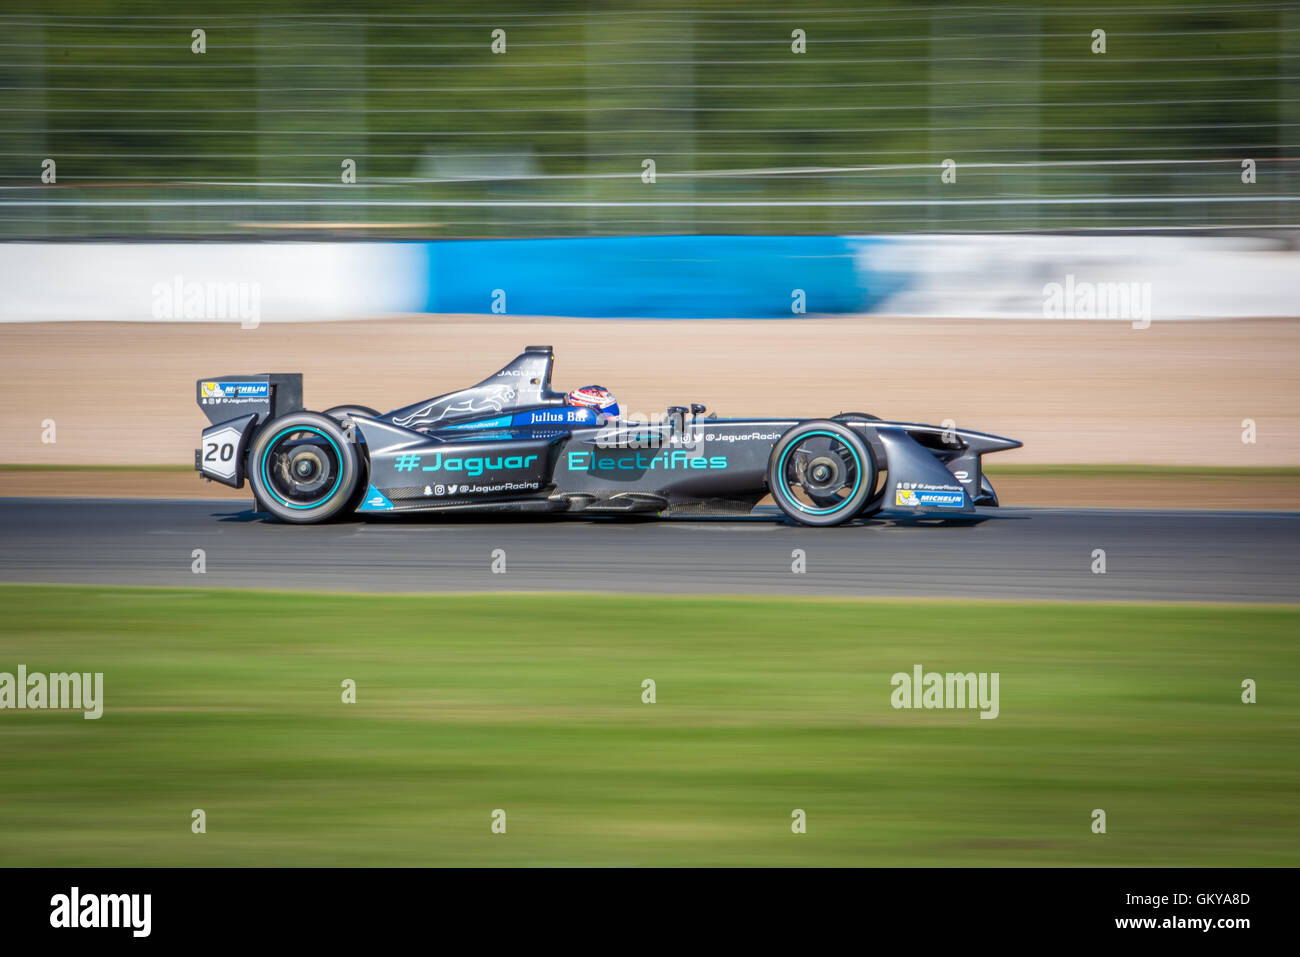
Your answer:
1;234;1296;322
0;235;897;322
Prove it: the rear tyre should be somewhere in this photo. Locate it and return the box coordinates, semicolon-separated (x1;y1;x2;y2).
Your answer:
767;420;876;527
247;412;361;524
323;406;377;513
324;404;380;422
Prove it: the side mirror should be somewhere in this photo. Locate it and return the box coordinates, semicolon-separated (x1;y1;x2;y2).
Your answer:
667;405;688;435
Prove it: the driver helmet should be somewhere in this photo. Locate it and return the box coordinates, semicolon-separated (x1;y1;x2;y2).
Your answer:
567;385;620;418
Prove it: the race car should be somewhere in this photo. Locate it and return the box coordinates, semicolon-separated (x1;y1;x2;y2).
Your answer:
195;345;1020;526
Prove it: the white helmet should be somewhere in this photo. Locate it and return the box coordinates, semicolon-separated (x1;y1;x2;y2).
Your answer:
567;385;620;418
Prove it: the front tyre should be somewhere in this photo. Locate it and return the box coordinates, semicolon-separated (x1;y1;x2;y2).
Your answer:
247;412;361;524
833;410;880;421
767;420;876;527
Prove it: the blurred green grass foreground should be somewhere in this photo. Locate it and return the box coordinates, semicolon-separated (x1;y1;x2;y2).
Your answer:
0;586;1295;866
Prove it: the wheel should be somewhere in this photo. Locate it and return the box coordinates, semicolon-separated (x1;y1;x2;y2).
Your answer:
767;420;876;527
247;412;361;524
322;406;376;512
833;413;886;519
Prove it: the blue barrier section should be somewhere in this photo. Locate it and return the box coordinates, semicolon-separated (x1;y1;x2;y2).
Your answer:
423;235;900;318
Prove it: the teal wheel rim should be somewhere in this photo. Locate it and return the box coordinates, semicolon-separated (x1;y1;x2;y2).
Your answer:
775;430;863;515
259;426;346;510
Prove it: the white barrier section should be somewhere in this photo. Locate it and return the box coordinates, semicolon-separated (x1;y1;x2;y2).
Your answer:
863;234;1300;320
1;235;1297;321
0;242;427;322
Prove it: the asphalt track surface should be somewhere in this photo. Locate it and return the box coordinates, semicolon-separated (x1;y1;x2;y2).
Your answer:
0;498;1296;602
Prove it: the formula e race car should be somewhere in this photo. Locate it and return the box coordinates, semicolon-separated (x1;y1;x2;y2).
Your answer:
195;346;1020;526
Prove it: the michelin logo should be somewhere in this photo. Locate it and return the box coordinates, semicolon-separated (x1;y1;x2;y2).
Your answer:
200;381;269;402
201;381;268;398
895;483;966;508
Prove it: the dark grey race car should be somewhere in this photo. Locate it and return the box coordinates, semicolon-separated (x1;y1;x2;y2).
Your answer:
195;345;1020;526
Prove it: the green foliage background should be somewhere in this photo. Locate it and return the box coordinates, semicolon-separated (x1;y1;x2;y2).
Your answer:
2;1;1297;236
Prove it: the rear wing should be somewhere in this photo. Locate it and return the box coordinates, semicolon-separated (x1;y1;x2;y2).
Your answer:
194;374;303;487
196;373;303;425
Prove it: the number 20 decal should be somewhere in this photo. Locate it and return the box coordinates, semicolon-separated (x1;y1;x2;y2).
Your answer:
201;426;243;481
204;442;235;462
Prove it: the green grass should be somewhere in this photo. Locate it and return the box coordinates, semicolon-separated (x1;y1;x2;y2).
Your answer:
0;586;1296;867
